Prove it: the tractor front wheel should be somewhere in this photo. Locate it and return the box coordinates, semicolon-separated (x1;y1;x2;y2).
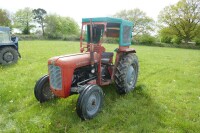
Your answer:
114;53;139;94
0;47;18;65
34;75;55;103
76;85;104;120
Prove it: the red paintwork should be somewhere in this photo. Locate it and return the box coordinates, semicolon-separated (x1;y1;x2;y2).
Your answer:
48;53;99;98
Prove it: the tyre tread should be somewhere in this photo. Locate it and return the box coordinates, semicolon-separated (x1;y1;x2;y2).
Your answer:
114;53;139;94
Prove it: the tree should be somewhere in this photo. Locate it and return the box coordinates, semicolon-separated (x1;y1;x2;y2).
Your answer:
159;27;182;44
45;14;79;39
0;9;11;27
114;9;155;37
158;0;200;44
159;27;174;43
13;7;34;34
193;24;200;45
32;8;47;36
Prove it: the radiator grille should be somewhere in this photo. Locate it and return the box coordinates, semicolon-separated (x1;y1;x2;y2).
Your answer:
48;65;62;90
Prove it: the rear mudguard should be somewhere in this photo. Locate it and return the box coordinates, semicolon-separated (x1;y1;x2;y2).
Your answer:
116;46;136;53
112;46;136;79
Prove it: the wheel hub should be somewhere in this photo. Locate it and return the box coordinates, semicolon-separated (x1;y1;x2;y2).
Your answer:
42;83;54;100
3;52;14;62
86;92;100;116
126;65;136;87
92;100;96;106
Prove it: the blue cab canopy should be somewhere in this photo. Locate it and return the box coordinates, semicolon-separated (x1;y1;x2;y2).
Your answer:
82;17;133;46
0;26;10;32
0;26;11;43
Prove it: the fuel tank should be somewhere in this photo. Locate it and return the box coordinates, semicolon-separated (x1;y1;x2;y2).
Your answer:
48;52;100;98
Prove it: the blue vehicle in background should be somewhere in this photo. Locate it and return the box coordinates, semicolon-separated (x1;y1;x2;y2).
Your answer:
0;26;20;65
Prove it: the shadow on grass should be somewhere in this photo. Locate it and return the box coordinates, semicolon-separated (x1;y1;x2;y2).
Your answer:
98;83;168;132
33;83;168;132
0;63;18;69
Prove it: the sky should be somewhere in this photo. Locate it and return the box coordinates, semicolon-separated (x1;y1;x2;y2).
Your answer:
0;0;179;24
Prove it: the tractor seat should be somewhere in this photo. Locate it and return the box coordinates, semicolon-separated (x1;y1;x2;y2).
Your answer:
101;52;113;64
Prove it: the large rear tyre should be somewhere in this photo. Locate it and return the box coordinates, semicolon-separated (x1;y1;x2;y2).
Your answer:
114;53;139;94
0;47;18;65
34;75;55;103
76;85;104;120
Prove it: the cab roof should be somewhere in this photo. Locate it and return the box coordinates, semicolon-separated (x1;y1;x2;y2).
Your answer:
0;26;10;32
82;17;133;47
82;17;133;26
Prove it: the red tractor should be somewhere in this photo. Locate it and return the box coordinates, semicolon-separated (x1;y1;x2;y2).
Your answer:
34;17;139;120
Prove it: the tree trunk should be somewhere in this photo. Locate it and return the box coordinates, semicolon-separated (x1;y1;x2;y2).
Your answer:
184;33;192;44
184;37;190;44
41;21;45;36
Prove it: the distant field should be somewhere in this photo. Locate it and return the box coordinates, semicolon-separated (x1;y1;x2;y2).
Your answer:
0;40;200;132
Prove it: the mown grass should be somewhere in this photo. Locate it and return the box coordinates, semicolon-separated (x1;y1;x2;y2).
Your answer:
0;40;200;132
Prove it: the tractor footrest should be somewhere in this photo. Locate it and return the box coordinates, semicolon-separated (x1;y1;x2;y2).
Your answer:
101;79;112;85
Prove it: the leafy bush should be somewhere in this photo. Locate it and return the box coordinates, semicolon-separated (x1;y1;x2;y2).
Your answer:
138;34;156;44
17;34;45;40
171;36;181;44
161;36;172;43
17;34;80;41
45;14;79;39
63;34;80;41
194;38;200;46
46;33;63;40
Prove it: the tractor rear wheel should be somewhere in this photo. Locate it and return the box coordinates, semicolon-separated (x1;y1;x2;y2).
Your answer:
114;53;139;94
34;75;55;103
76;84;104;120
0;47;18;65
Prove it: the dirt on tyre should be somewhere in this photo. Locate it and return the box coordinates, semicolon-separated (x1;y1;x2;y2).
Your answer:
114;53;139;94
0;47;18;65
76;84;104;120
34;75;56;103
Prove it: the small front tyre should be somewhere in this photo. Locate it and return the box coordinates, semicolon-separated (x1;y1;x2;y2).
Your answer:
76;85;104;120
34;75;55;103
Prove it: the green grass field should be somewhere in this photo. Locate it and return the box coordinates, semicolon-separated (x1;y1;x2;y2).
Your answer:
0;41;200;132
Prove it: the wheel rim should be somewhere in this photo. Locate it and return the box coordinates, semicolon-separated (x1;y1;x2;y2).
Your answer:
126;64;137;89
42;82;54;100
3;52;14;62
86;92;101;116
